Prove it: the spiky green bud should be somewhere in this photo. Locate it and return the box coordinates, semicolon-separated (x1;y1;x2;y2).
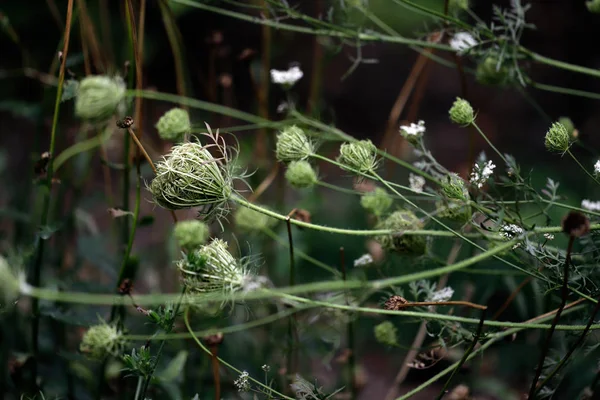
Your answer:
75;75;126;121
80;322;127;360
476;57;509;86
558;116;577;139
285;160;317;189
587;0;600;13
441;173;469;202
375;210;426;255
235;206;276;232
374;321;398;346
449;97;474;126
173;220;209;251
275;126;315;162
337;140;379;175
177;239;249;294
360;187;392;217
155;108;191;141
544;122;571;153
149;141;232;217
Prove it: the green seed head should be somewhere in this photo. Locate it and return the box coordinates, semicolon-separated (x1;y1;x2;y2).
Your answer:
449;97;475;126
234;206;276;233
149;140;232;218
337;140;379;175
476;57;509;86
436;200;472;223
558;116;577;139
173;220;210;251
275;125;315;163
75;75;126;121
285;160;318;189
375;210;426;255
155;108;191;141
80;322;127;360
441;173;469;202
544;122;571;153
374;321;398;346
360;187;392;218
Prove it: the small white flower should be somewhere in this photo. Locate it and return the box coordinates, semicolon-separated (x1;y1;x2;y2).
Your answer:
582;199;600;212
262;364;271;372
449;32;477;53
470;160;495;188
428;287;454;303
594;160;600;175
277;102;289;113
544;233;554;240
409;173;426;193
354;254;374;267
234;371;251;392
500;224;524;239
512;243;522;250
400;120;426;137
270;66;303;86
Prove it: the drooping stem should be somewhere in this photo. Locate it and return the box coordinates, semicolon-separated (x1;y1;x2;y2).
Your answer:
528;234;575;398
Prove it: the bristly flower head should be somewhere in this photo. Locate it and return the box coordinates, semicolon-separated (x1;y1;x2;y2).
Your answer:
234;205;276;233
149;128;239;220
400;120;426;145
285;160;318;189
374;321;398;346
375;210;426;255
442;173;469;201
449;97;475;126
155;108;191;141
177;238;252;296
275;125;315;162
173;220;209;252
270;66;303;87
75;75;126;121
80;321;128;360
360;187;392;217
544;122;571;153
449;32;477;53
337;140;379;176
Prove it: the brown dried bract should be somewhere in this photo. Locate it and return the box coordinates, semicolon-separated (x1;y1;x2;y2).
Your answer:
561;211;590;238
34;151;51;176
292;209;311;224
384;295;408;310
203;332;224;346
119;278;133;295
117;116;134;129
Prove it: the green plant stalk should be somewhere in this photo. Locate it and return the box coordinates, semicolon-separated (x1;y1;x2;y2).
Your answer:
29;0;74;386
340;247;357;400
567;149;600;186
183;308;296;400
285;217;297;382
134;376;144;400
471;122;510;166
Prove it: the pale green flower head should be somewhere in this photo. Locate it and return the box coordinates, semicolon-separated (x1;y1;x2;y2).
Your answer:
149;139;233;219
375;210;426;255
374;321;398;346
360;187;392;218
441;173;469;202
337;140;379;175
587;0;600;13
234;206;276;233
75;75;126;121
449;97;474;126
285;160;317;189
173;220;209;251
275;125;315;162
544;122;571;153
80;322;128;360
558;116;576;139
476;57;509;86
156;108;191;141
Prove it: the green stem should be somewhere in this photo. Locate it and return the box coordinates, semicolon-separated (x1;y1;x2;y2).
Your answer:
134;376;144;400
567;149;600;186
471;122;510;166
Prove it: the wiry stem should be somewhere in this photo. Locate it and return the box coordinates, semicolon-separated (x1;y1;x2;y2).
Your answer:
285;212;298;383
340;247;357;400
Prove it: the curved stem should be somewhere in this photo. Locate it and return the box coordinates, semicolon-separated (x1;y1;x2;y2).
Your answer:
567;149;600;186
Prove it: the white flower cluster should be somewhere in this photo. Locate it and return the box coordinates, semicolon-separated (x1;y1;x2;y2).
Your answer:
428;287;454;303
582;199;600;212
234;371;251;392
544;233;554;240
500;224;524;239
470;160;495;188
409;173;426;193
400;120;426;137
449;32;477;53
595;160;600;175
270;66;303;86
354;253;374;267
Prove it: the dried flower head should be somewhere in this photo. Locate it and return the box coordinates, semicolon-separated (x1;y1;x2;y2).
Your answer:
337;140;379;176
149;134;235;219
545;122;571;153
384;295;408;310
374;321;398;347
234;205;276;232
476;57;509;86
80;322;127;360
285;160;318;189
173;220;209;251
275;125;315;162
75;75;126;121
360;187;392;217
177;238;251;295
562;211;590;238
449;97;475;126
155;108;191;141
375;210;426;255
